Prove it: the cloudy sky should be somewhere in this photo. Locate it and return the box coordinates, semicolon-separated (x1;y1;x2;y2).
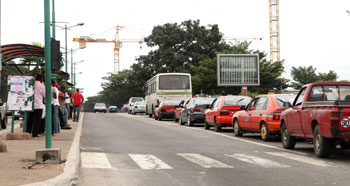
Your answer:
2;0;350;98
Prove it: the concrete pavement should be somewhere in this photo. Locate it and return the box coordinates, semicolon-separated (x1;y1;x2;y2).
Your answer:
0;114;83;186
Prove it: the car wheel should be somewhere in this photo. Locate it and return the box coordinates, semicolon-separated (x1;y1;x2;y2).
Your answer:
187;114;194;127
339;141;350;149
179;116;185;125
314;125;333;158
158;113;162;121
281;122;296;149
233;119;243;137
174;115;179;122
204;121;210;130
260;122;271;141
214;118;221;132
1;115;7;129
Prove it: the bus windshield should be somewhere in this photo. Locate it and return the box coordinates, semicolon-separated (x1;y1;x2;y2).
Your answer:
159;75;190;90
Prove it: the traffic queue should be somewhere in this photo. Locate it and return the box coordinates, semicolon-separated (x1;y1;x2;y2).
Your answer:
138;82;350;159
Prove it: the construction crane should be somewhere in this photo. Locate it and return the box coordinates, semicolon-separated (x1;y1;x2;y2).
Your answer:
222;37;263;42
73;25;143;73
269;0;280;62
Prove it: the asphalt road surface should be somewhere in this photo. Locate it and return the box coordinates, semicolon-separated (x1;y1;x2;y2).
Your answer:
78;112;350;186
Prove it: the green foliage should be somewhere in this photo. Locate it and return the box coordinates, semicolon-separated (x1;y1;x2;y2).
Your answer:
290;66;338;89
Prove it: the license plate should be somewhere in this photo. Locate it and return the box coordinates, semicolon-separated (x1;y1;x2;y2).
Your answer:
168;108;175;110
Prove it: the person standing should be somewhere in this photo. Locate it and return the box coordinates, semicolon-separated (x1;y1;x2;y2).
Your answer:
32;75;45;137
58;86;71;129
51;80;60;135
72;88;84;122
65;90;71;119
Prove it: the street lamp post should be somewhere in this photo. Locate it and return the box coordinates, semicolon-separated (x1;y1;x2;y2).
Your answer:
55;23;84;73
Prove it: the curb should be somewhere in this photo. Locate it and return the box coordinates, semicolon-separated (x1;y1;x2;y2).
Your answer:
22;113;84;186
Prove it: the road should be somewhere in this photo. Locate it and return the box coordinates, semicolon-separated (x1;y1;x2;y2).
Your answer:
78;112;350;186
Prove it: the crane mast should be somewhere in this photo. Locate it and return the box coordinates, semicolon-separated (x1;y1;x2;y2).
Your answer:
269;0;280;63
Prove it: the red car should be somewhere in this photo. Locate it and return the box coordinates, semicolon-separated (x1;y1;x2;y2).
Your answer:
232;94;296;141
204;96;252;132
154;100;181;121
174;99;190;123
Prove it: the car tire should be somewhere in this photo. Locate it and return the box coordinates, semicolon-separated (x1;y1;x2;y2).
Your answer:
314;125;333;158
339;142;350;149
179;116;185;125
1;115;7;129
281;122;296;149
187;114;194;127
174;115;179;122
233;119;243;137
260;122;271;141
204;121;210;130
214;118;221;132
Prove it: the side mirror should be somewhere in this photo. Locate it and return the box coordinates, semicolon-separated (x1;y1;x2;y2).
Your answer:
250;106;255;110
240;105;246;110
283;102;292;108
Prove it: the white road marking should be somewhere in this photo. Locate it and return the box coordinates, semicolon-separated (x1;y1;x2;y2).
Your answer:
225;153;289;168
177;153;233;168
129;154;173;169
117;114;308;156
81;152;112;169
266;152;335;167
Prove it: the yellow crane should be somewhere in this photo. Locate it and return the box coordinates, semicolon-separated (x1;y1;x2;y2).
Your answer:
269;0;280;62
73;25;143;74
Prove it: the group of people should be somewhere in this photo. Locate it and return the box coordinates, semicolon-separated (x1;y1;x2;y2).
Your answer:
26;74;84;138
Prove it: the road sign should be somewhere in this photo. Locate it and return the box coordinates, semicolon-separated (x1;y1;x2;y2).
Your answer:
217;54;260;86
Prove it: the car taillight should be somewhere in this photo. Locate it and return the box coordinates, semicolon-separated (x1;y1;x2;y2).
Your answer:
161;107;166;112
220;109;229;115
193;108;200;112
273;113;280;120
331;112;339;127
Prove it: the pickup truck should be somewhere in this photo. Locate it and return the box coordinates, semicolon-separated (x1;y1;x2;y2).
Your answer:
280;82;350;158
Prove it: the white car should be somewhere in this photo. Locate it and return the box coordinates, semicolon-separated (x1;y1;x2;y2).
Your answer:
94;103;107;113
128;97;144;114
131;101;146;115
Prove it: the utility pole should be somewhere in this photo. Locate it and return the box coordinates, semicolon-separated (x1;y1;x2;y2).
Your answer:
51;0;55;39
44;0;52;148
269;0;280;63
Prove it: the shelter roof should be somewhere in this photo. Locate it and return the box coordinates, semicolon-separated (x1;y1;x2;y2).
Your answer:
1;44;44;62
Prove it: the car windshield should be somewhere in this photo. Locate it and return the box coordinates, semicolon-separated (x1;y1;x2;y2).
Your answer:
135;102;146;105
194;98;216;105
275;95;296;107
224;96;252;106
163;100;180;106
96;103;106;107
131;97;144;102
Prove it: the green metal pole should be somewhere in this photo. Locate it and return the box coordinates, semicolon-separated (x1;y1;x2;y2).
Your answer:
23;112;28;132
51;0;55;39
74;62;76;88
11;111;14;133
44;0;52;149
71;48;73;84
65;25;68;72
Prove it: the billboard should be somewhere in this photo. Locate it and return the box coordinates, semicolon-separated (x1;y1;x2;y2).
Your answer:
217;54;260;86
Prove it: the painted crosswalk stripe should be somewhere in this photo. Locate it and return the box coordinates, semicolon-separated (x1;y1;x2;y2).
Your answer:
266;152;334;167
129;154;173;169
177;153;233;168
225;153;289;168
81;152;112;169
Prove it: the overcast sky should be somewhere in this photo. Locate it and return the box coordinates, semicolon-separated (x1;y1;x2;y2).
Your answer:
2;0;350;98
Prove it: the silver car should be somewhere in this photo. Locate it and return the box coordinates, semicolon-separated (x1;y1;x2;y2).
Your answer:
131;101;146;115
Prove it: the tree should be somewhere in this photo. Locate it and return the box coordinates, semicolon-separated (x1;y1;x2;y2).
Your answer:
290;66;338;89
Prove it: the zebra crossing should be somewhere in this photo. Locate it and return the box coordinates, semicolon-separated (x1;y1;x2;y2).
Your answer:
80;151;335;171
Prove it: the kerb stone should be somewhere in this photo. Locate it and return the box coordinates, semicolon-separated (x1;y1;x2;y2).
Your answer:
35;148;61;164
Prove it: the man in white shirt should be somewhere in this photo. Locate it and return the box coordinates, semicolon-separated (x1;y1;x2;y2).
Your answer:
51;80;60;135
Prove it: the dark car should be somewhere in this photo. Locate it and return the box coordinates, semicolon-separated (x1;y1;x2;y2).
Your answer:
178;97;216;126
108;106;118;113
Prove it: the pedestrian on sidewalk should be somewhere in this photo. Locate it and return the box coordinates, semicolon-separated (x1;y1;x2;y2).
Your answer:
51;80;60;135
32;74;45;138
59;86;71;130
72;88;84;122
65;90;71;119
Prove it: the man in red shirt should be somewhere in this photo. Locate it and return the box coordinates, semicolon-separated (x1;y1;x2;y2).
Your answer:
71;88;84;122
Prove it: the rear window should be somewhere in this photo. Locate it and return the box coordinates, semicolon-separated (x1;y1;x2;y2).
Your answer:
95;103;106;107
224;96;252;106
163;101;180;106
194;98;216;105
275;95;296;107
135;102;146;105
131;97;144;102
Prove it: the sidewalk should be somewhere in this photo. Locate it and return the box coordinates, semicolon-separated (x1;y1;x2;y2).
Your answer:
0;114;83;186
